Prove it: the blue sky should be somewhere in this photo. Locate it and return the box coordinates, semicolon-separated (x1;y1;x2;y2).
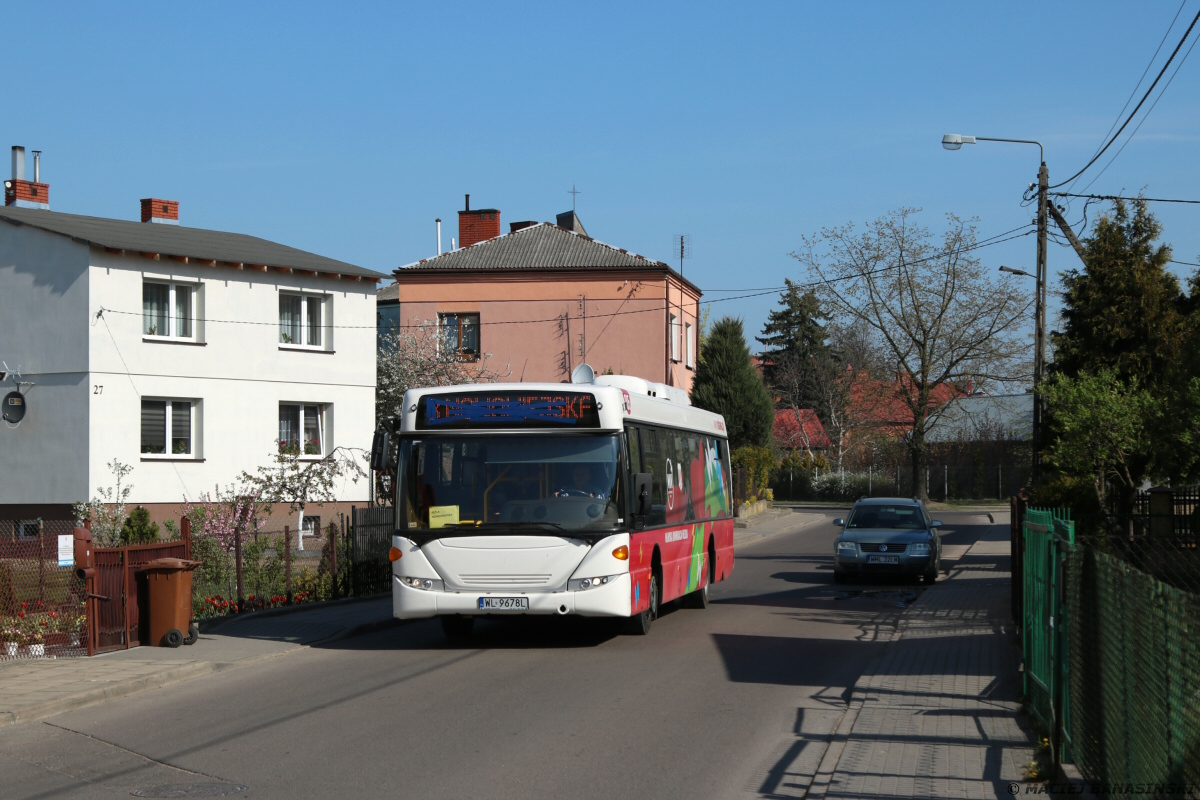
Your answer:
6;2;1199;350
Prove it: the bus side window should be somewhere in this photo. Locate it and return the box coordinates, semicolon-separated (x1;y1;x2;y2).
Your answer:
627;426;642;473
639;426;667;524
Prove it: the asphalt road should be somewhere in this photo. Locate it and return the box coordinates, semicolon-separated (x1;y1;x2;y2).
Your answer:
0;510;998;800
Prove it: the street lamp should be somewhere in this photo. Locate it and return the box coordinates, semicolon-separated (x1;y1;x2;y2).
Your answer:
999;265;1033;278
944;133;1048;485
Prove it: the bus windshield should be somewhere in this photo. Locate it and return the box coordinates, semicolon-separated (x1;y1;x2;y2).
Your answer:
397;435;623;533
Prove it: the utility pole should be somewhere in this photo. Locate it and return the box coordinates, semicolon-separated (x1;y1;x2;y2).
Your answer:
1033;162;1048;485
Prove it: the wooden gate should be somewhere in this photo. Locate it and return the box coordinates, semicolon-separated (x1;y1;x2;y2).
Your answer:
88;522;190;654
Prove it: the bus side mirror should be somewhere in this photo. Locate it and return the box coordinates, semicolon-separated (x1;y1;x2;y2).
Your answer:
370;431;391;472
633;473;652;517
73;527;95;581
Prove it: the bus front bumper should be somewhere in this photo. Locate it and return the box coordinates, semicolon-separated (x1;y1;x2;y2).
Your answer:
393;573;632;619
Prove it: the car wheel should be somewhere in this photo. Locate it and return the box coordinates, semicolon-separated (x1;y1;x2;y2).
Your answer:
833;570;847;584
923;565;938;584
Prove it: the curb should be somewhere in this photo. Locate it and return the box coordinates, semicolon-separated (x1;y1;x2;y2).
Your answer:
734;512;829;548
198;593;389;633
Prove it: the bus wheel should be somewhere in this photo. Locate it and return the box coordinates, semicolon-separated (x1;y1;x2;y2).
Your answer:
441;615;475;640
684;582;709;609
625;573;659;635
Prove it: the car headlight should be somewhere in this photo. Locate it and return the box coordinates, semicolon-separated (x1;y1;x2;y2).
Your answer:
909;542;931;555
400;576;444;591
836;541;857;554
568;575;622;591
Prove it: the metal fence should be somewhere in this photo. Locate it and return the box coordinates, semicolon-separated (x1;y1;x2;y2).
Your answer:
0;519;88;660
350;505;394;597
1020;504;1200;789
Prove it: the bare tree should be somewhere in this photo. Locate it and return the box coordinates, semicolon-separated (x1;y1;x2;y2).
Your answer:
376;319;509;422
793;208;1032;499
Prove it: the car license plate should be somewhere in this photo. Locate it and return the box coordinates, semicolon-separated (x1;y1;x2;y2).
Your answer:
478;597;529;611
867;555;900;565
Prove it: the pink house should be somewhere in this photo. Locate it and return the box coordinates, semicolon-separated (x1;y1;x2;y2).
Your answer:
380;202;702;392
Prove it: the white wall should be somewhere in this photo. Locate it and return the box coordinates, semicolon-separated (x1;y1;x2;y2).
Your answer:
86;248;377;505
0;223;91;505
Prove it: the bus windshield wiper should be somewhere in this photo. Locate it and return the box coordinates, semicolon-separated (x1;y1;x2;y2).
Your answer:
484;521;567;532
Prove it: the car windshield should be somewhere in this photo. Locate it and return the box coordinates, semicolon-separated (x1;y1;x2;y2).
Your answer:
396;434;623;532
846;505;926;530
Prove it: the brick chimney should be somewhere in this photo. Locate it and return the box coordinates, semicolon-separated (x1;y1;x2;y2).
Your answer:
458;194;500;248
5;147;50;209
141;198;179;225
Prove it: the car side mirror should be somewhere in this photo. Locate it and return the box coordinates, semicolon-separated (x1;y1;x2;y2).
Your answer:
633;472;652;521
930;520;943;529
833;518;845;527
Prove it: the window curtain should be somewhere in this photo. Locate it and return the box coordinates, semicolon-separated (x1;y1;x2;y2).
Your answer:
279;296;301;344
306;296;322;346
144;284;169;336
460;315;479;356
174;286;192;338
279;404;300;453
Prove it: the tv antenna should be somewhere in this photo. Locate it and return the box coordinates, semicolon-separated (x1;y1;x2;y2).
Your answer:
675;235;691;278
568;184;581;211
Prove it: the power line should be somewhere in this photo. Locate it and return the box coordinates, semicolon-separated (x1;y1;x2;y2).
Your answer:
97;224;1035;332
1170;259;1200;268
1065;0;1187;193
1050;6;1200;188
1050;192;1200;205
1078;26;1200;193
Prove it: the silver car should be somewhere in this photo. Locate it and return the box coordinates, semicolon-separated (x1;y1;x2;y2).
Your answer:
832;498;942;584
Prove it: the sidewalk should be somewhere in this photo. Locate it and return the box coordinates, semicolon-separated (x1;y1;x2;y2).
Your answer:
734;507;828;546
0;596;397;728
808;522;1038;799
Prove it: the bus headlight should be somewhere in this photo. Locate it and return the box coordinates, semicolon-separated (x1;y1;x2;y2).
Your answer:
569;575;621;591
400;576;443;591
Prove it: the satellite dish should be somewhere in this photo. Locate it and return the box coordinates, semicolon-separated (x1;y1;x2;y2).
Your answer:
570;363;595;385
3;391;26;424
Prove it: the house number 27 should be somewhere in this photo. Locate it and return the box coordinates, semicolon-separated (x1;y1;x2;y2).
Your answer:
93;385;103;395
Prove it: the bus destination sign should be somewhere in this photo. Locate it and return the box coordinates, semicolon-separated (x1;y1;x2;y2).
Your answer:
417;391;601;429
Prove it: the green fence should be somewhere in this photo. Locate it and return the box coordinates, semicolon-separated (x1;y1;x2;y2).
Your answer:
1021;507;1074;760
1021;504;1200;787
1065;546;1200;789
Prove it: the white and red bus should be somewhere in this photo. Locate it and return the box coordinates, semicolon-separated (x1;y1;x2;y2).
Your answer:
373;372;735;637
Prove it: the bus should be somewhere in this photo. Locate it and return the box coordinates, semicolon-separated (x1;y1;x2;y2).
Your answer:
371;371;735;638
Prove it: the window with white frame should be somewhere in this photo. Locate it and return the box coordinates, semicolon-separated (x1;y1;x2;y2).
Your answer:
143;282;196;339
279;293;327;348
685;321;694;368
141;398;196;456
279;403;325;456
669;313;680;362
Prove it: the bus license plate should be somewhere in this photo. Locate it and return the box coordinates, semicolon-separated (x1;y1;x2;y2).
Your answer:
867;555;899;565
478;597;529;611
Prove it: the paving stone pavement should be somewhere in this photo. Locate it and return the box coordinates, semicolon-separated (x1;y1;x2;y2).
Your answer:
809;523;1038;800
0;597;397;727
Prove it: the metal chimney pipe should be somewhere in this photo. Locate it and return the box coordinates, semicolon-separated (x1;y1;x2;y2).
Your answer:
11;146;24;181
452;237;456;251
32;151;40;183
436;218;442;255
464;194;469;212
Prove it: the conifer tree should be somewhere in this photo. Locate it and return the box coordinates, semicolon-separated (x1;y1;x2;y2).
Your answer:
756;279;829;393
691;317;774;448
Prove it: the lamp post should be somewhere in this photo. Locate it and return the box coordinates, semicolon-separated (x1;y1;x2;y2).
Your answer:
943;133;1046;484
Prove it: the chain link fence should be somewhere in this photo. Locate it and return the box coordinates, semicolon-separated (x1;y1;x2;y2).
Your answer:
1066;543;1200;791
0;519;88;660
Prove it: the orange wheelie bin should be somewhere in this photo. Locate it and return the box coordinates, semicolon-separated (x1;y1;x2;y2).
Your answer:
139;558;201;647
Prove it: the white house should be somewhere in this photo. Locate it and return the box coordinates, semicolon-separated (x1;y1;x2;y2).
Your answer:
0;184;385;533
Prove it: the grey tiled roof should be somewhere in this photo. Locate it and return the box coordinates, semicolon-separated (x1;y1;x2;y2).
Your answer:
394;222;700;293
0;207;386;280
376;282;399;301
